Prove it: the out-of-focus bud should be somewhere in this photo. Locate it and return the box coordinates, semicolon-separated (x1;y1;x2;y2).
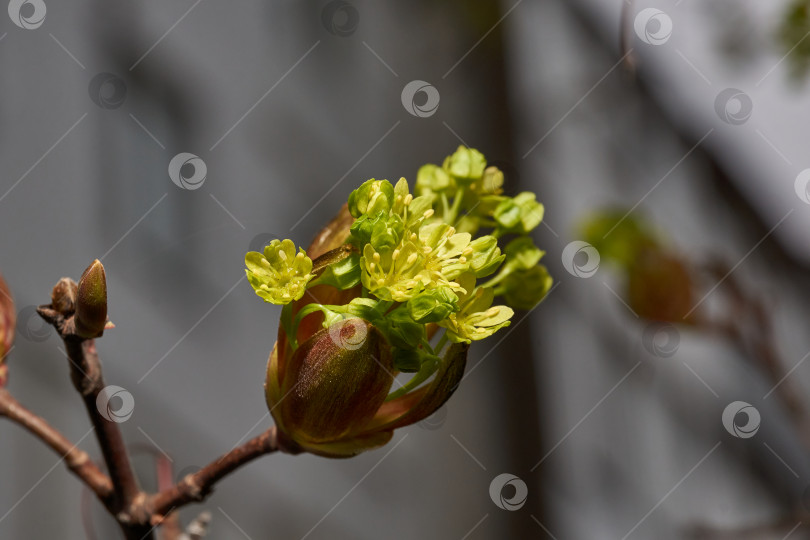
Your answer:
415;163;454;195
475;166;504;195
499;265;553;311
442;146;486;184
627;249;694;323
75;260;108;338
0;274;16;387
493;192;544;235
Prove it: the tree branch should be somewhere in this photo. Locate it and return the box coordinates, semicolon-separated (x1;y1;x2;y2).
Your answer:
61;339;148;527
0;387;114;502
148;427;282;518
704;261;810;449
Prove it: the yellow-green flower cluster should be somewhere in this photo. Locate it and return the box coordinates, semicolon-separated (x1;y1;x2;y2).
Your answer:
246;146;551;380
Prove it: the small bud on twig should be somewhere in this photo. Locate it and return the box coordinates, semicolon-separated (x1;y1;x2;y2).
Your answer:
51;277;78;315
75;260;108;339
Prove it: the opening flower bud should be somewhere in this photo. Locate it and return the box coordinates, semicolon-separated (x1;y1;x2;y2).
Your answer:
256;147;545;458
272;319;395;445
75;260;108;339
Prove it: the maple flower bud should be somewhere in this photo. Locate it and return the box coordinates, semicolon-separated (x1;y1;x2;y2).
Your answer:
0;275;15;387
274;320;394;445
75;260;108;338
255;147;549;458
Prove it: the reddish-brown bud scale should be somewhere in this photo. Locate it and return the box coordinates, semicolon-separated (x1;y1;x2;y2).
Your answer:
0;275;16;387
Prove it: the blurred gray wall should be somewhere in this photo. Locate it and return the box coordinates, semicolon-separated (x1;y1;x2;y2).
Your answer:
2;0;810;539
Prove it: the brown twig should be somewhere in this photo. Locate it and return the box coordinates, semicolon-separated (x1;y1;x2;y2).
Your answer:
29;280;289;538
703;261;810;449
64;337;146;528
0;387;114;501
151;445;182;540
148;427;283;519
